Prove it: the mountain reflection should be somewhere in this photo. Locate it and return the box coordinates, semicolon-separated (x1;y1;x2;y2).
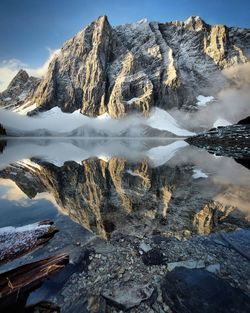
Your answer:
0;139;249;239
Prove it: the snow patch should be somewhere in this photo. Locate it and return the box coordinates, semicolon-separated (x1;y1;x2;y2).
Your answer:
127;169;139;177
14;102;37;115
196;95;214;107
0;222;49;234
98;154;111;162
213;118;231;128
192;169;208;179
97;112;111;120
146;108;195;136
126;97;140;105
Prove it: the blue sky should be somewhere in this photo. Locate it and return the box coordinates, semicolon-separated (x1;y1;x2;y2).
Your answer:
0;0;249;90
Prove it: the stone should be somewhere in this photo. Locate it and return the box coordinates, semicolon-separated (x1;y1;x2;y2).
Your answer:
206;263;221;274
142;249;165;266
102;284;156;310
161;267;250;313
167;259;205;271
139;241;152;253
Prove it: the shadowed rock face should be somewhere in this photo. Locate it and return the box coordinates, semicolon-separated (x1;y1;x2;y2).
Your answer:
0;70;40;110
1;16;250;116
0;156;248;239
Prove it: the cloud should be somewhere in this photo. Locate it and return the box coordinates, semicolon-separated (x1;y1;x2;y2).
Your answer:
0;48;60;92
0;178;28;201
171;63;250;129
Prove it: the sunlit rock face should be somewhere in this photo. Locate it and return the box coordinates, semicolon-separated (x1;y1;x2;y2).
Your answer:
2;16;249;117
0;153;249;239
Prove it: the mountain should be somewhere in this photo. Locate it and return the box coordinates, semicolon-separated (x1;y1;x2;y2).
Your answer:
0;16;249;118
0;70;40;112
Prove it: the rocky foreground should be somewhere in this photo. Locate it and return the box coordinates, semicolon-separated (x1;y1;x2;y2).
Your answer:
49;228;250;313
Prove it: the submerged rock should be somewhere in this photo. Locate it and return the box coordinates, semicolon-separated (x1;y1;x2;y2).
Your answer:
161;267;250;313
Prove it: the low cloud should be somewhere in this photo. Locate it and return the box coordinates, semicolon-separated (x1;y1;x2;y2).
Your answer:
0;48;60;92
171;63;250;129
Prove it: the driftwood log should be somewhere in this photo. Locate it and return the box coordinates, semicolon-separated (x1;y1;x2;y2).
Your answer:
0;220;58;265
0;254;69;311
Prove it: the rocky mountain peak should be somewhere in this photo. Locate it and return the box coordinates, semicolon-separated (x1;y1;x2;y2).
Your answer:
1;16;250;117
0;69;40;110
184;16;206;31
8;69;29;89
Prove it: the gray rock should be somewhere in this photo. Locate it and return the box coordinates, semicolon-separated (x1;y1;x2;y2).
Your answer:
206;263;221;274
139;241;152;253
102;284;156;310
167;259;205;271
161;267;250;313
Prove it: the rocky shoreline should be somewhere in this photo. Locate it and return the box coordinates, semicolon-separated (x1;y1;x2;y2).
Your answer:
186;121;250;159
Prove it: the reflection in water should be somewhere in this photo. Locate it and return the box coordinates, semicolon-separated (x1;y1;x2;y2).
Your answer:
0;140;7;153
0;139;249;239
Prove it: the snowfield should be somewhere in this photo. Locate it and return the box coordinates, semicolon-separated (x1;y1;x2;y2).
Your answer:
146;108;195;136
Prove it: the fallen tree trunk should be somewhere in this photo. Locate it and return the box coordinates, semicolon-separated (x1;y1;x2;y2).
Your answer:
0;254;69;311
0;220;58;265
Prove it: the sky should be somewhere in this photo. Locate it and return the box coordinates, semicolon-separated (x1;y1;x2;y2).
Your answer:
0;0;250;90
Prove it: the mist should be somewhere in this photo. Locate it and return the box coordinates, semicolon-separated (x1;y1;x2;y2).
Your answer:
0;108;150;136
0;63;249;135
171;63;250;130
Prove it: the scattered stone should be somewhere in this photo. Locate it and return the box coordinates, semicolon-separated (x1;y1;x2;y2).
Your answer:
161;267;250;313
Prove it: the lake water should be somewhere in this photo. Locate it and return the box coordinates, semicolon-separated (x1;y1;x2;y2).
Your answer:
0;138;249;238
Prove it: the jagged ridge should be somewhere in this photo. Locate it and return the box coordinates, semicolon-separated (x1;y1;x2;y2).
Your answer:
1;16;250;117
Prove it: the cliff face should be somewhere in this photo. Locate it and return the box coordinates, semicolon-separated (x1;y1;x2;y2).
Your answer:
1;16;250;117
